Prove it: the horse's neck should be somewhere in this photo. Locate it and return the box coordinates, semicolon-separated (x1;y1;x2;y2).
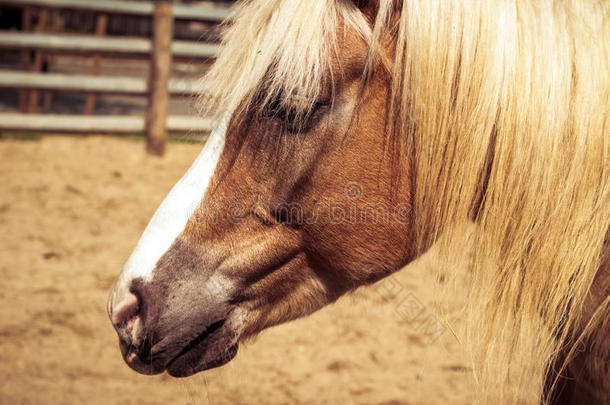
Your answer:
577;230;610;328
555;233;610;404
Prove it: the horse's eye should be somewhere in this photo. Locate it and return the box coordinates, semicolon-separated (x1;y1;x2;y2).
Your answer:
262;99;329;133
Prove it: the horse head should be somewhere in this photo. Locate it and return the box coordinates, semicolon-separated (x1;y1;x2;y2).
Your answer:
108;1;414;377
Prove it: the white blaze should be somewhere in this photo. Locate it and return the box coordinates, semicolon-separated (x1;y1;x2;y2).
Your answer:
113;115;229;297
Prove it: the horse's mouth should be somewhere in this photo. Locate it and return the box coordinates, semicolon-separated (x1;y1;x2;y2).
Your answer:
121;310;242;378
165;318;239;377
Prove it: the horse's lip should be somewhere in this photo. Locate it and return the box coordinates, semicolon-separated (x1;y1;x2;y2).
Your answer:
165;319;225;370
164;315;241;377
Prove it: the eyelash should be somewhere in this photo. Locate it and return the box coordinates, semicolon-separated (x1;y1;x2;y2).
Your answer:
262;99;329;132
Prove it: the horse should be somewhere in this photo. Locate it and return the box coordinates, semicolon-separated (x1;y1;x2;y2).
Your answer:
107;1;610;403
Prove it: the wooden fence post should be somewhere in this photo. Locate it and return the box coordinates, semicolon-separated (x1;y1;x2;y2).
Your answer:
28;7;49;113
19;6;31;112
43;8;63;113
85;12;108;115
146;1;173;156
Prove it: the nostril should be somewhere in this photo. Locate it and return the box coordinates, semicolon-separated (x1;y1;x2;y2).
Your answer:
111;291;140;329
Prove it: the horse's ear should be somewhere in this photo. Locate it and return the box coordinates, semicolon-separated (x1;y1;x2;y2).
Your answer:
352;0;377;19
352;0;400;17
353;0;375;7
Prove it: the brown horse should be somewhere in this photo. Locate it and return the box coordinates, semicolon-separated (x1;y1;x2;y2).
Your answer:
108;1;610;403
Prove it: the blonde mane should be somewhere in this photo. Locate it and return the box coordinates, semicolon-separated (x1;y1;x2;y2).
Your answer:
201;0;610;403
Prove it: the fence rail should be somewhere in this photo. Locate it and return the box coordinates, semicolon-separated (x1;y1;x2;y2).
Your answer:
0;113;213;133
0;0;229;155
0;0;231;21
0;70;204;94
0;31;219;58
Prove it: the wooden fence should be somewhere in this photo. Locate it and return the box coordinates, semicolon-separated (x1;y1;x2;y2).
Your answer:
0;0;231;155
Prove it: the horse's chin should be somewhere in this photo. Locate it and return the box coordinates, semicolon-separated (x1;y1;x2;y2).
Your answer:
166;342;239;377
165;315;242;378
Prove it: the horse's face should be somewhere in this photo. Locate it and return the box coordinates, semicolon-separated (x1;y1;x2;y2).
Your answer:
108;22;414;377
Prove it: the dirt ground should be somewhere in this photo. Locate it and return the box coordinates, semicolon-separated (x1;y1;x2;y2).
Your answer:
0;136;474;405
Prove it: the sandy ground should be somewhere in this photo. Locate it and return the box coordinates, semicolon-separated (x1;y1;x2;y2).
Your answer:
0;136;473;405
